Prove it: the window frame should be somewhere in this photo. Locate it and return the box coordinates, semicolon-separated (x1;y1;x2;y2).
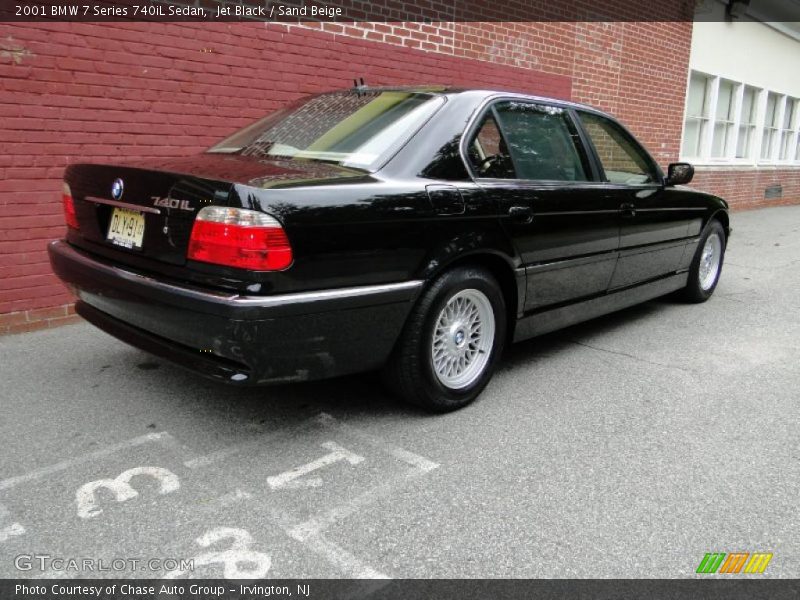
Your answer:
760;92;783;163
459;97;602;185
710;77;739;160
574;109;664;188
470;105;518;179
778;97;799;164
735;84;760;160
680;70;800;167
682;71;714;160
206;90;447;173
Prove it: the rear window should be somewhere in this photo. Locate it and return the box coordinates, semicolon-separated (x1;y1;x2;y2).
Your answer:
207;91;445;171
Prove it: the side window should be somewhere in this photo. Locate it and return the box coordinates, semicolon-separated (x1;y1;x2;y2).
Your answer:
578;112;659;185
466;101;590;181
467;112;515;179
494;102;590;181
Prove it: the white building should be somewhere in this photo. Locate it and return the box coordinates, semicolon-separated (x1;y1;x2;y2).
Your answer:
683;0;800;174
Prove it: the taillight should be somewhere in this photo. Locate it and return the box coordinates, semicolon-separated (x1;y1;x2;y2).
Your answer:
62;183;79;230
187;206;293;271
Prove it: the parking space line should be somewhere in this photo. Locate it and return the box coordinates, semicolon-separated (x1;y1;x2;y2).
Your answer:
0;414;435;580
268;508;390;580
0;504;25;543
273;414;441;542
180;415;327;471
267;441;365;490
288;465;430;542
183;447;241;470
183;413;440;477
0;522;25;542
0;432;174;491
315;413;439;472
213;488;252;507
298;532;390;579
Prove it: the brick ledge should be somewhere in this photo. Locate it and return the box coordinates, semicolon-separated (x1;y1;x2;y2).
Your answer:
0;304;82;336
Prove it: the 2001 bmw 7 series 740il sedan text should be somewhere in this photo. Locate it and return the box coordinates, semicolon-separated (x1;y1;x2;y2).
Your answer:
49;86;729;411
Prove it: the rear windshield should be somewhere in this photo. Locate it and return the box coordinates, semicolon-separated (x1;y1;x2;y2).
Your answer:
207;91;445;171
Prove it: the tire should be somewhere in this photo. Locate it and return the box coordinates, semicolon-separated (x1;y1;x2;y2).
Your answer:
679;219;726;303
383;265;506;412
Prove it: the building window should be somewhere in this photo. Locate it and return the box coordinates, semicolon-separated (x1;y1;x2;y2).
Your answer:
736;85;758;159
797;130;800;162
681;70;800;166
682;72;712;158
779;98;797;161
711;79;736;158
761;92;781;161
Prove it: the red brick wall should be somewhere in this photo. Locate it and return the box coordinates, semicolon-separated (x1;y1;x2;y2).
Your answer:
0;21;571;333
692;168;800;211
450;21;693;169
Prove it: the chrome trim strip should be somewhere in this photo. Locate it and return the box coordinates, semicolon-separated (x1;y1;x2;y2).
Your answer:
526;251;618;273
85;196;161;215
224;280;424;308
532;209;620;216
635;207;707;213
51;241;422;308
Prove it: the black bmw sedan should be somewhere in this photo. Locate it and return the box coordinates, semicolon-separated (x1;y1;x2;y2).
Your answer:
49;86;729;412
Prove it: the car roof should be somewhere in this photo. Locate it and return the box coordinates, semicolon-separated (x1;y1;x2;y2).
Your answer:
338;85;612;119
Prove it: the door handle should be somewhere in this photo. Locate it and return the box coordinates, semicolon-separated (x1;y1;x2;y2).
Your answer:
508;205;533;223
620;202;636;218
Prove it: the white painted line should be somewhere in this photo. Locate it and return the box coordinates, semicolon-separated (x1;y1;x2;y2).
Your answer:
0;504;24;542
267;441;364;490
0;432;173;491
182;413;326;471
276;414;440;541
0;522;25;542
299;533;389;579
213;488;252;507
372;444;439;473
315;413;439;472
275;478;323;489
269;508;389;580
289;467;427;542
183;447;241;470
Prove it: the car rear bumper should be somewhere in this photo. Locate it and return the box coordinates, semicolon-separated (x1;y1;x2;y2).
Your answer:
48;240;421;385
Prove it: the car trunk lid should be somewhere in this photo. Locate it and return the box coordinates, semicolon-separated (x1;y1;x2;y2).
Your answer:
66;160;234;267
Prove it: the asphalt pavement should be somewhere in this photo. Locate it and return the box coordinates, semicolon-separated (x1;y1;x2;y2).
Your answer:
1;205;798;580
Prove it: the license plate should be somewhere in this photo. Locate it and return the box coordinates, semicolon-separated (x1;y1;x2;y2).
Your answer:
106;207;145;249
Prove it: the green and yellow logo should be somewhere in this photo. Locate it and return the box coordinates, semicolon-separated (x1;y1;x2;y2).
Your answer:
696;552;773;574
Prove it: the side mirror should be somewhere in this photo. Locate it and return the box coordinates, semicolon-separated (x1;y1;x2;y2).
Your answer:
666;162;694;186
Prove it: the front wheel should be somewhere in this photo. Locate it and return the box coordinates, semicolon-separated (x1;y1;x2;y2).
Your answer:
679;219;727;303
383;266;506;412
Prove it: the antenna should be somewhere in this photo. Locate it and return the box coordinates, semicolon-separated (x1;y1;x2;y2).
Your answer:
352;77;368;96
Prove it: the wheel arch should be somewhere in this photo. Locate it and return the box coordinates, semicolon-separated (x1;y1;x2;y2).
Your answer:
708;208;730;239
420;249;522;343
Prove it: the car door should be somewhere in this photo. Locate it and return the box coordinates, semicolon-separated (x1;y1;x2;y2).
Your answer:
464;100;621;312
575;110;703;289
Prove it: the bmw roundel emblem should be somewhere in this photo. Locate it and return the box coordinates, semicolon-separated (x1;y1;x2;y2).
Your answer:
111;178;124;200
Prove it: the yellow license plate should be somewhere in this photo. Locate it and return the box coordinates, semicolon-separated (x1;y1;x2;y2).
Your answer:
106;207;145;249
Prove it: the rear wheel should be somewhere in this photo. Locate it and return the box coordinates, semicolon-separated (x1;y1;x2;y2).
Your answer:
383;266;506;412
679;220;726;303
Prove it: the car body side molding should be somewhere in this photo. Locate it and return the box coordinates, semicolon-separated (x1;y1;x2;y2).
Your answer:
513;272;689;342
